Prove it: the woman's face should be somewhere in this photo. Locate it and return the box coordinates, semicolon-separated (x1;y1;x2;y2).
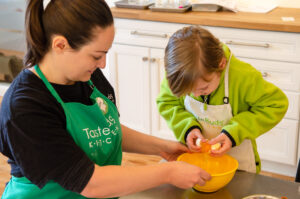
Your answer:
192;71;221;97
61;25;115;84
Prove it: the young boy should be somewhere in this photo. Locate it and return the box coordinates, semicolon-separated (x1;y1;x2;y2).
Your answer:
156;26;288;173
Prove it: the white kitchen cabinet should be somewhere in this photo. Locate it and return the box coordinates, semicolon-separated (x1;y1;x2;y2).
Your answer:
150;48;176;141
109;18;300;176
108;43;176;140
108;44;151;134
256;119;299;165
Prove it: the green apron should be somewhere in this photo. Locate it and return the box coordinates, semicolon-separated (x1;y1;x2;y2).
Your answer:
2;65;122;199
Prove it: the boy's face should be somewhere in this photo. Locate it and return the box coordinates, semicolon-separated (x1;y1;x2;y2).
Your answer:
191;56;226;97
192;71;221;97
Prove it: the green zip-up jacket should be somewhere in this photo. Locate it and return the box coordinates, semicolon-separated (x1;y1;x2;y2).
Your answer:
156;45;289;172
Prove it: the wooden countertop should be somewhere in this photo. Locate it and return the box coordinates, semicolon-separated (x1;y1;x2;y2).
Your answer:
0;152;294;196
111;7;300;33
0;49;24;58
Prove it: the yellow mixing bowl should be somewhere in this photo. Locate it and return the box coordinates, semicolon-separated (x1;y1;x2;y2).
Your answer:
177;152;238;193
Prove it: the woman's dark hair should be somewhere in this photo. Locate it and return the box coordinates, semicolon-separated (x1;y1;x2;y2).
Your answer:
24;0;114;67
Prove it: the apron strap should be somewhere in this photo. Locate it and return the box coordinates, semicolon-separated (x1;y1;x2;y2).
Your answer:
87;79;95;90
223;52;232;104
34;64;64;104
35;65;95;105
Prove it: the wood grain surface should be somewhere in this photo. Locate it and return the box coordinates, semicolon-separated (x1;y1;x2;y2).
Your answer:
0;49;24;58
111;7;300;33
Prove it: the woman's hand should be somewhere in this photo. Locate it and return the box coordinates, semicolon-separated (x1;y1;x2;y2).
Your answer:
159;140;189;161
166;161;211;188
186;128;207;152
208;133;232;156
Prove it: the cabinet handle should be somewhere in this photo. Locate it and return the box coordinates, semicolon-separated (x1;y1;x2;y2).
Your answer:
131;30;168;38
261;72;269;78
150;58;156;62
142;57;149;62
225;40;271;48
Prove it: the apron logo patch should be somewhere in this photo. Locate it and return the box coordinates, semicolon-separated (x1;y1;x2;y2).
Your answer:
96;97;108;114
197;117;225;127
107;93;115;103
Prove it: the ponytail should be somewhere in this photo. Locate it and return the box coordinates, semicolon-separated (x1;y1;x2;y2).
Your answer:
24;0;48;68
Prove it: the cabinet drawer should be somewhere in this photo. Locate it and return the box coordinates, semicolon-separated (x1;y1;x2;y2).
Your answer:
114;19;172;48
114;19;183;48
114;28;169;49
238;57;300;92
256;119;299;166
115;19;300;64
208;27;300;63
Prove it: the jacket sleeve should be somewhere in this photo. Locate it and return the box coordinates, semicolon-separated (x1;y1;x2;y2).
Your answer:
222;70;289;146
156;77;202;143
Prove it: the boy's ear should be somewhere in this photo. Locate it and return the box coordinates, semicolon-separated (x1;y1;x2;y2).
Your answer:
52;35;71;53
219;57;227;70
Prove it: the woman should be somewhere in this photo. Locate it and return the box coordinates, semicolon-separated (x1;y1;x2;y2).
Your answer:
0;0;211;199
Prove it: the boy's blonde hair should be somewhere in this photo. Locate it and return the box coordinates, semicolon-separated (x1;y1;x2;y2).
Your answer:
165;26;224;97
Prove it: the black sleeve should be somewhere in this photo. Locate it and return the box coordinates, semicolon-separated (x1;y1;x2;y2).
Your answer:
221;129;236;147
91;68;117;105
0;77;94;193
184;126;202;143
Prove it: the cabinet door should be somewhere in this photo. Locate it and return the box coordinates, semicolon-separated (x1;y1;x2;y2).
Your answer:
256;119;299;166
109;44;151;134
150;48;177;141
238;57;300;93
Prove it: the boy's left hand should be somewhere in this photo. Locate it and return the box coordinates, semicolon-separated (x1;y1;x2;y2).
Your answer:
208;133;232;156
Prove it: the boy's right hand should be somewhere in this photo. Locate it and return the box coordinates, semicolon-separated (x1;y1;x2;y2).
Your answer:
186;128;207;152
167;161;211;189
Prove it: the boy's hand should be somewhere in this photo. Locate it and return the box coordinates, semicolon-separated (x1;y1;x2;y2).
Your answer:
186;129;207;152
208;133;232;156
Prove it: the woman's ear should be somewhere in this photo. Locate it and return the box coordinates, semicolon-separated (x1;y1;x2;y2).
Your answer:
52;35;70;53
219;57;227;70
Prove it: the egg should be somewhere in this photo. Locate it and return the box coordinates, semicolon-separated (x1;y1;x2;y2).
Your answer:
211;143;221;151
196;138;201;147
196;138;221;152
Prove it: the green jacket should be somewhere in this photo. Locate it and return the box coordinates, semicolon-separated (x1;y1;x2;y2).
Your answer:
156;45;289;172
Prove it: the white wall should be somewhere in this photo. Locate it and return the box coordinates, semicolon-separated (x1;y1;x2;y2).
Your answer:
0;0;26;51
236;0;300;8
